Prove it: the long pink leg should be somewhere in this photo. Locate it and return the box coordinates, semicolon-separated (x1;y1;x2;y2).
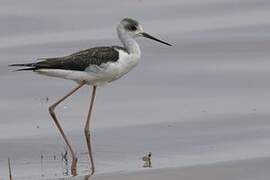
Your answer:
84;86;97;175
8;157;12;180
48;82;85;176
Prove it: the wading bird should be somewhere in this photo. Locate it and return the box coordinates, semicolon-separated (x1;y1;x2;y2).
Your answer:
10;18;171;176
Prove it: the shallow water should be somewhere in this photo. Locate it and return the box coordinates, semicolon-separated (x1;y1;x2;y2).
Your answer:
1;0;270;179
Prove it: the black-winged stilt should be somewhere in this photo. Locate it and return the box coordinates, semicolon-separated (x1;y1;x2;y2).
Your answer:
10;18;171;176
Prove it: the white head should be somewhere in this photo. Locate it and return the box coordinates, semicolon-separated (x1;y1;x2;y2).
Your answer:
117;18;172;46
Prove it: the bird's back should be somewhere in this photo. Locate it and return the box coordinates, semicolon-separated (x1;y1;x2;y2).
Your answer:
9;46;140;86
34;46;124;71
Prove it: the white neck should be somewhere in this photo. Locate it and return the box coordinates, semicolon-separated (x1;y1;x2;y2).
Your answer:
117;31;141;57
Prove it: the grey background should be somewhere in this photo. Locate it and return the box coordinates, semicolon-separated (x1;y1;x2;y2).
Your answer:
1;0;270;179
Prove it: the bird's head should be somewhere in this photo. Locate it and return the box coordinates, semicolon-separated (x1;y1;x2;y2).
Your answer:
117;18;172;46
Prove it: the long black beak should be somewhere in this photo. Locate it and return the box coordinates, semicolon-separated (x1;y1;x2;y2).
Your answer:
141;32;172;46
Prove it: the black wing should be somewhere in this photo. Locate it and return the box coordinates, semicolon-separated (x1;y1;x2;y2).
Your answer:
10;46;126;71
35;47;120;71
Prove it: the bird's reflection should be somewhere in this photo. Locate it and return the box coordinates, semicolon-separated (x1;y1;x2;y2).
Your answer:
57;174;92;180
84;174;92;180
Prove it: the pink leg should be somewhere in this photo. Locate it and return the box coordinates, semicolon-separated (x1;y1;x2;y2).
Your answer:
84;86;97;175
8;157;12;180
48;82;85;176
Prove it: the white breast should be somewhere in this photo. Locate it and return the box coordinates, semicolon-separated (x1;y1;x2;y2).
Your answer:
114;49;140;77
94;49;140;83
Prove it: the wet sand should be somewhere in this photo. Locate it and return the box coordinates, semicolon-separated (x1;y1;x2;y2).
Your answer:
50;157;270;180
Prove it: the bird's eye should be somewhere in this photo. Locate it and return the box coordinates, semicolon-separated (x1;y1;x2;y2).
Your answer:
126;24;137;31
130;25;137;31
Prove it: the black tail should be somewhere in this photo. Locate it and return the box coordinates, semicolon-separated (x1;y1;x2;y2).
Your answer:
9;63;37;71
9;63;35;67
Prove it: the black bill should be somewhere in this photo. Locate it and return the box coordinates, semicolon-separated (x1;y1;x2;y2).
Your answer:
141;32;172;46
